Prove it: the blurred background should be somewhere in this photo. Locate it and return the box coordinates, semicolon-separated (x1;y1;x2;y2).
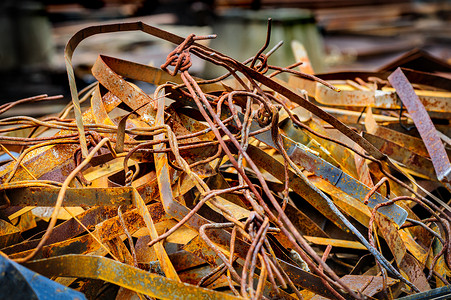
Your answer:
0;0;450;111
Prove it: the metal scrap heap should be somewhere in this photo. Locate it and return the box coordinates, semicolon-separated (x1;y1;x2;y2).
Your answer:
0;21;450;300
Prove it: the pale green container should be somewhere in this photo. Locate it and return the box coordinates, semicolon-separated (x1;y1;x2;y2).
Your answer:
204;8;324;78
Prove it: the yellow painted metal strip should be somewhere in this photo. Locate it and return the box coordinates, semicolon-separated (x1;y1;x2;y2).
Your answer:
303;236;367;250
132;189;180;282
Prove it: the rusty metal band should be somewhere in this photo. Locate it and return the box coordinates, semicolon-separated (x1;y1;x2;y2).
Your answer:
94;55;223;93
24;255;241;300
388;68;451;183
363;132;436;180
368;125;432;158
5;187;133;207
92;56;152;116
64;22;196;157
7;203;166;260
1;206;117;254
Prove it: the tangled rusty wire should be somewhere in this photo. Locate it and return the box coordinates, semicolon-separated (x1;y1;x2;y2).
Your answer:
1;20;450;300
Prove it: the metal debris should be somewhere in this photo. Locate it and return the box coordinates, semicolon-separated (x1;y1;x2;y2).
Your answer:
388;68;451;184
0;21;450;299
0;253;86;300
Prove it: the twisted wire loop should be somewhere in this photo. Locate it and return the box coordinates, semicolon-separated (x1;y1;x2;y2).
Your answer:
161;33;198;75
250;53;269;75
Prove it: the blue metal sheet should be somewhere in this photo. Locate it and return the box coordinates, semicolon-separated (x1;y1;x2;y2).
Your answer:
0;254;86;300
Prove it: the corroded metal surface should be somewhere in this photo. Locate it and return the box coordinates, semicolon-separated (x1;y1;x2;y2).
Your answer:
6;187;133;207
24;255;240;300
388;68;451;183
0;21;449;300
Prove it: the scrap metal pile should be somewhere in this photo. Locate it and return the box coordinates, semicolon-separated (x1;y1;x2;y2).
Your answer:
1;21;450;299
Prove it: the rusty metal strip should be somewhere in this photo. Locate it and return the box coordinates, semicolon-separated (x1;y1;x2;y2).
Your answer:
280;116;367;186
97;55;223;93
5;186;133;207
399;253;432;292
280;118;353;176
24;255;241;300
330;275;400;299
90;84;115;126
364;132;436;180
92;56;153;116
0;144;78;183
312;82;451;112
8;232;98;260
370;125;434;158
282;200;330;238
2;206;117;254
304;236;367;250
95;202;166;243
8;203;166;260
308;175;371;227
388;68;451;183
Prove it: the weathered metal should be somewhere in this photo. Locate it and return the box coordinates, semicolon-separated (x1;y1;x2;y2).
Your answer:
388;68;451;183
24;255;241;300
0;219;22;249
92;56;153;117
5;186;133;207
2;206;117;254
244;113;408;225
0;20;449;299
132;189;181;281
363;132;436;180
